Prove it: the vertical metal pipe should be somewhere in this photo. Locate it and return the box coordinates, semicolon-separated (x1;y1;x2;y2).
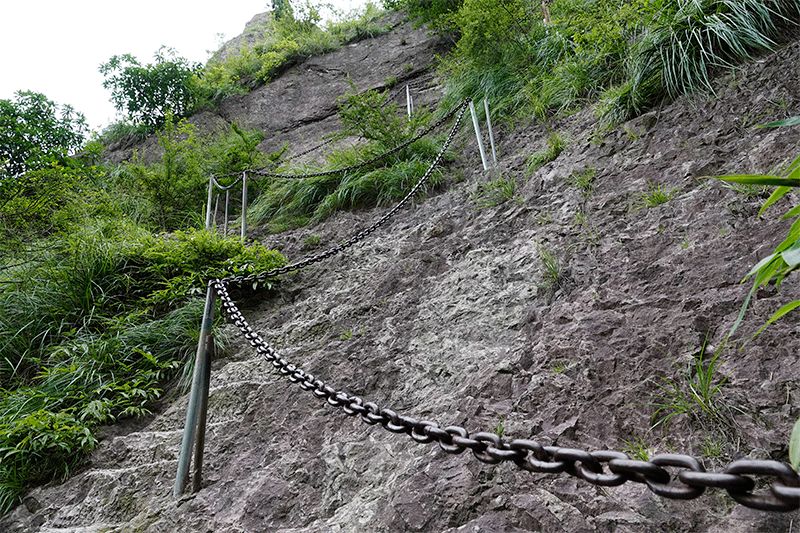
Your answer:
406;85;412;120
191;319;213;493
205;177;214;230
174;285;216;497
240;172;248;243
213;195;219;229
469;100;489;171
483;98;498;167
223;190;230;236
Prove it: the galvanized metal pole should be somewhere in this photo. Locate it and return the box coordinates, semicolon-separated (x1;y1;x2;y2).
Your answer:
406;85;412;120
483;98;498;167
213;195;219;229
223;190;230;236
240;171;248;243
174;285;216;497
469;100;489;171
205;177;214;230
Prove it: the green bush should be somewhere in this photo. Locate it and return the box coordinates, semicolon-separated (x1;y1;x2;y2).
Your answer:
248;88;452;230
0;219;285;512
100;47;201;129
426;0;800;126
115;115;268;230
0;91;88;179
194;3;389;105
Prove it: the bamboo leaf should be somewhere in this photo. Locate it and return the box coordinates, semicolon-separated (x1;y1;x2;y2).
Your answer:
760;186;792;216
782;244;800;268
790;417;800;470
759;116;800;128
754;300;800;338
716;175;800;187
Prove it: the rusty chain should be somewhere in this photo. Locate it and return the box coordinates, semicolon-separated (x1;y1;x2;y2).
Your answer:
206;98;800;513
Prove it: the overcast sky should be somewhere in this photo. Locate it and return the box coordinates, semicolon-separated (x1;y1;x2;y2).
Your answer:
1;1;367;132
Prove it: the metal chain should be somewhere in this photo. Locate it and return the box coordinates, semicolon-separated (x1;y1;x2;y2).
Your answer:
205;97;800;513
212;279;800;513
246;103;464;181
213;86;425;181
210;175;243;191
221;101;468;289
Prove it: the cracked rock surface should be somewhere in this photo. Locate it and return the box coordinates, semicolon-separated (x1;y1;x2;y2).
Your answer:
5;17;800;533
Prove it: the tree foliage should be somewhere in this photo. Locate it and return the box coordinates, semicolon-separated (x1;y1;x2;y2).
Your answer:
99;47;200;129
0;91;87;179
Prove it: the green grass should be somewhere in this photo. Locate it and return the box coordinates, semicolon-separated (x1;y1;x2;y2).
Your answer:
472;176;519;208
651;339;732;431
538;246;566;296
0;221;285;513
623;436;652;461
412;0;800;127
570;167;596;198
248;89;455;231
526;132;567;175
194;3;390;105
641;183;678;208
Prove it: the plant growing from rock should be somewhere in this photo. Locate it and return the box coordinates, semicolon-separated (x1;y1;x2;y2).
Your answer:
472;176;519;208
526;131;566;175
640;182;678;208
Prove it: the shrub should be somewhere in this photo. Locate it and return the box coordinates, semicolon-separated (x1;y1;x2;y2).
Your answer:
0;219;285;512
248;88;454;230
100;47;201;129
194;3;389;105
0;91;88;179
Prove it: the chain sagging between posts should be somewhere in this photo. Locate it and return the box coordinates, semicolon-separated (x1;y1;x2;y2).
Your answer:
205;172;249;242
175;96;800;514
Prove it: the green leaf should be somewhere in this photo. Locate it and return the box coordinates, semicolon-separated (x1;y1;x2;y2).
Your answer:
760;186;793;216
782;204;800;220
782;245;800;268
758;116;800;129
716;175;800;187
790;417;800;470
754;300;800;338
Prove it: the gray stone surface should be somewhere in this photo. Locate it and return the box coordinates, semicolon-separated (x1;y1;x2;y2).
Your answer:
6;19;800;533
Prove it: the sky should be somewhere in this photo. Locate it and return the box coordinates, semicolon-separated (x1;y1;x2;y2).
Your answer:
1;1;367;132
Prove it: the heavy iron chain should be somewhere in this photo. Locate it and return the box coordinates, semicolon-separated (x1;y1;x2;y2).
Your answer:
222;100;469;290
212;281;800;513
210;99;800;513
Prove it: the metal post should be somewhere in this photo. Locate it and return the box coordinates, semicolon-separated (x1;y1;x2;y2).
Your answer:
240;171;248;243
223;190;230;236
174;285;216;497
192;334;212;493
483;98;497;167
406;85;412;120
469;100;489;171
213;195;219;229
205;177;214;230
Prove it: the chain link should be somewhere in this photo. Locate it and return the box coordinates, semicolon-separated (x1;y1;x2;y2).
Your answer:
202;97;800;513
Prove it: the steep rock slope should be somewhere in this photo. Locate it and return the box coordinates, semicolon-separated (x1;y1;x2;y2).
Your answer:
106;12;446;165
6;22;800;533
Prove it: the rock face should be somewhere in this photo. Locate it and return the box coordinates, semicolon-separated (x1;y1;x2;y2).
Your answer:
7;15;800;533
105;11;446;165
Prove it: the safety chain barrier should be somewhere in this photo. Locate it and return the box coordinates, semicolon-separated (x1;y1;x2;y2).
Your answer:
178;97;800;513
213;281;800;512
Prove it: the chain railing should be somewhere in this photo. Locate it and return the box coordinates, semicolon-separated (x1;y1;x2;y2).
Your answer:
176;95;800;514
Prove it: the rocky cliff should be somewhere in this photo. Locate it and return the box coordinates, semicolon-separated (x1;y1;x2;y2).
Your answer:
5;11;800;533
